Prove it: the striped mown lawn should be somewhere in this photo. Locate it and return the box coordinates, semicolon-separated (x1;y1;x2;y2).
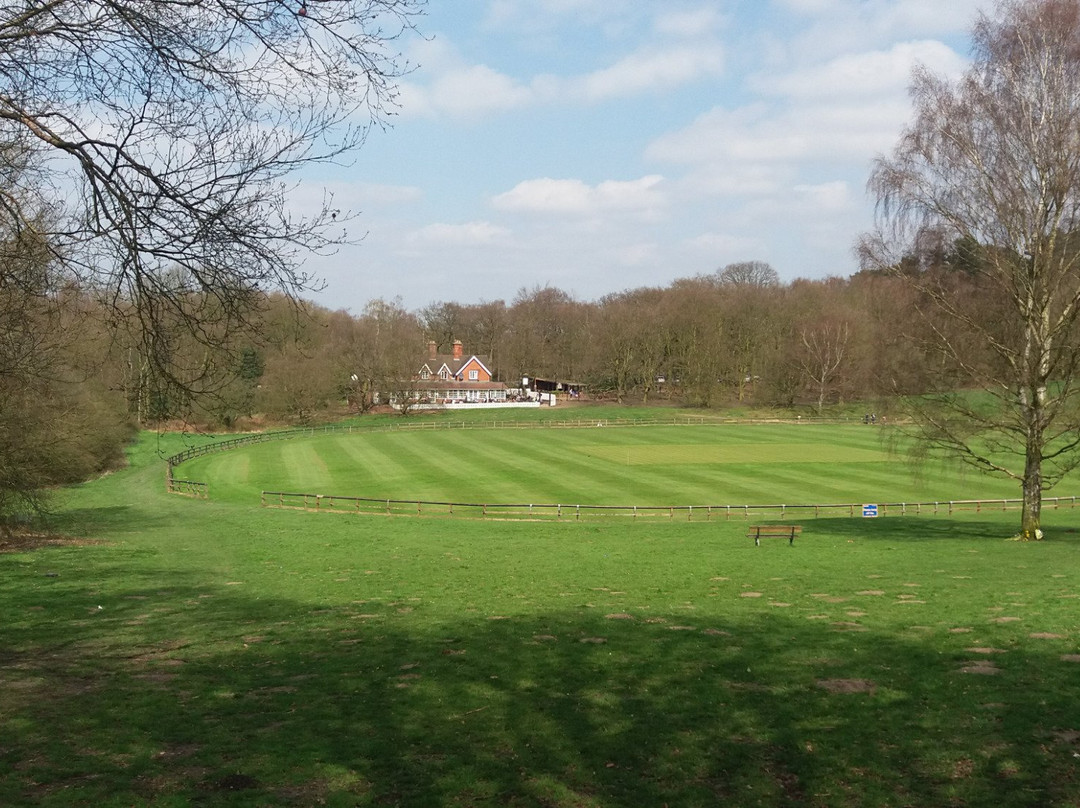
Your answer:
179;423;1042;508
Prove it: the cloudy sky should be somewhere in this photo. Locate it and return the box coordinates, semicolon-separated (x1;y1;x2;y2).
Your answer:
299;0;989;314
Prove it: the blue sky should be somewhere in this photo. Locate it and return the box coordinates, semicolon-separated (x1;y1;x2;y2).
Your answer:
298;0;989;314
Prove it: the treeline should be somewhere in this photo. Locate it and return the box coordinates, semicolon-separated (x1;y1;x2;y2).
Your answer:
191;256;994;423
0;245;997;521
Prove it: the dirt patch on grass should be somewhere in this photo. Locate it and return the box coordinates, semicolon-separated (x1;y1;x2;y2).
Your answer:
816;678;876;694
959;660;1000;675
0;532;106;553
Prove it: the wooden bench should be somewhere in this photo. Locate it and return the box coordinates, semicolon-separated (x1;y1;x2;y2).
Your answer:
747;524;801;546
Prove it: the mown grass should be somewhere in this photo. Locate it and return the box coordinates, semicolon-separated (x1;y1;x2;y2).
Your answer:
2;417;1080;807
181;421;1032;508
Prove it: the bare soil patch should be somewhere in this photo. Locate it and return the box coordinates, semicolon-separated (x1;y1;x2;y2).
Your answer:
959;660;1000;675
0;532;106;553
816;678;876;694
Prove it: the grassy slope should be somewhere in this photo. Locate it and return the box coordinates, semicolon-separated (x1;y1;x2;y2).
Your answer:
1;424;1079;806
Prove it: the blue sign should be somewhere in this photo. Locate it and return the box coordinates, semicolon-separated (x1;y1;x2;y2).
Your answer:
862;503;879;518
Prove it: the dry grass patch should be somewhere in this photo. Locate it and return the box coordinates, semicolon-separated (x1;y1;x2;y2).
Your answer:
0;532;106;553
816;678;876;694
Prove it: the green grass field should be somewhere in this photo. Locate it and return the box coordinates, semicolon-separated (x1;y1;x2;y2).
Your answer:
180;422;1032;508
2;412;1080;807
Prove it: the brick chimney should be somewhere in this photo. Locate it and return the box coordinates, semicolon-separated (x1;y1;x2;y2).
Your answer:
427;340;437;360
452;340;463;360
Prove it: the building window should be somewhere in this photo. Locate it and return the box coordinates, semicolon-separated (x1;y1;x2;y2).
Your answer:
420;370;430;380
469;370;479;381
439;369;449;380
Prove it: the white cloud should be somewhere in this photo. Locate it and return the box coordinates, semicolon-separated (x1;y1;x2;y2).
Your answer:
647;52;924;173
399;64;533;117
492;175;667;217
791;180;853;212
410;221;510;246
685;231;763;257
772;0;987;34
575;45;724;101
399;29;724;118
647;104;809;166
772;0;989;61
753;40;966;99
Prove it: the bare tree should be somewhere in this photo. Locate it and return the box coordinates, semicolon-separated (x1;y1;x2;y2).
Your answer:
349;298;423;414
0;0;422;405
718;260;780;288
798;321;850;415
863;0;1080;538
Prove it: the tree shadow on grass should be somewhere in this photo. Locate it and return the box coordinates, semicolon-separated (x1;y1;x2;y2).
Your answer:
806;515;1080;544
2;570;1080;807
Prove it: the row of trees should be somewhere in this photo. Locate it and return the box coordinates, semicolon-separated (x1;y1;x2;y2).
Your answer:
169;255;991;425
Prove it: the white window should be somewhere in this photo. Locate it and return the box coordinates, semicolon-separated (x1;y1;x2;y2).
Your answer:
469;370;479;381
439;368;449;380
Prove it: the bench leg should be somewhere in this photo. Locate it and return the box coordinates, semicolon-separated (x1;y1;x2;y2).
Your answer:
755;536;760;546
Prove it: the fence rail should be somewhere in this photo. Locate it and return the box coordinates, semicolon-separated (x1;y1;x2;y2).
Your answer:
167;478;209;499
260;491;1079;522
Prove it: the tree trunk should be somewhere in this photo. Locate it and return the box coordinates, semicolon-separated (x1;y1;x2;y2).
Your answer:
1020;434;1043;539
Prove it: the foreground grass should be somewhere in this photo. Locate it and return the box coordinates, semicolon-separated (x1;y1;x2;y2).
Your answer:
2;430;1080;806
